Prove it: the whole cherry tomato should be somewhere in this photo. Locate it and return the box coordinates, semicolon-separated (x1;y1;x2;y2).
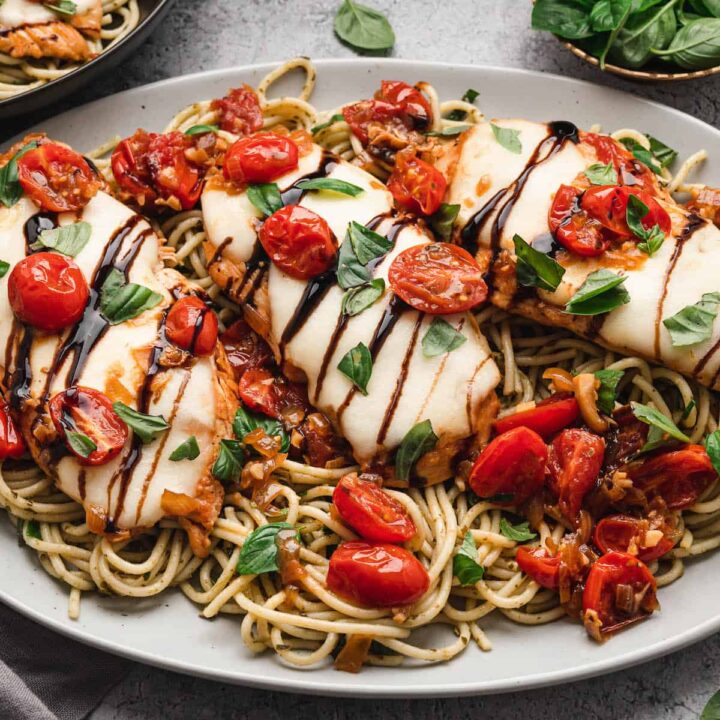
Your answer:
223;132;299;185
17;142;100;212
548;184;610;257
49;386;128;466
388;242;487;314
387;149;446;216
327;542;429;607
165;296;218;356
516;546;560;589
581;132;655;192
468;426;548;506
333;473;416;543
593;515;675;563
548;428;605;522
258;205;337;279
377;80;432;130
494;393;580;440
238;367;281;418
210;85;263;136
0;400;24;460
582;551;658;637
8;252;89;332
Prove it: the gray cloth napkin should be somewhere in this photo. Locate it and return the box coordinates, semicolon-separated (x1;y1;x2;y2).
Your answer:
0;604;130;720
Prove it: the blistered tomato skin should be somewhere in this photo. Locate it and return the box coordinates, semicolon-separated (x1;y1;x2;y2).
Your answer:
593;515;675;563
165;296;218;356
237;367;281;419
494;393;580;440
223;133;299;185
516;546;560;589
386;150;446;216
0;400;24;461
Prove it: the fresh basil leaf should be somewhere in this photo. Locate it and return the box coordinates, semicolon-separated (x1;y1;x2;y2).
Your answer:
112;402;169;444
32;221;91;257
0;261;10;279
594;368;624;415
44;0;76;15
598;0;634;68
337;342;372;395
429;203;460;242
619;137;662;174
212;439;245;481
662;291;720;347
169;436;200;462
236;522;295;575
565;269;630;316
499;518;537;542
247;183;283;217
704;430;720;477
421;318;467;358
625;193;665;254
531;0;594;40
311;114;345;134
0;141;39;208
66;431;96;458
395;419;437;482
631;402;691;446
490;123;522;154
462;88;479;104
590;0;628;32
348;220;391;265
652;17;720;70
453;532;484;586
646;134;678;168
426;125;471;137
333;0;395;52
233;407;289;453
100;268;163;325
584;162;618;185
341;278;385;316
701;689;720;720
637;224;665;256
336;237;370;290
24;520;41;540
513;234;565;292
296;177;364;197
185;124;219;136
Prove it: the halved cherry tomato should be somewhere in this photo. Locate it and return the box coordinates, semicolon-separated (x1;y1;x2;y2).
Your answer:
165;296;218;356
210;85;263;136
548;184;610;257
327;542;429;607
111;131;155;207
594;515;675;563
494;393;580;440
258;205;337;280
582;551;658;638
333;473;416;543
0;399;24;460
468;426;548;506
220;319;274;381
548;428;605;522
386;149;446;216
238;367;281;418
342;99;405;144
629;445;716;509
223;132;299;185
581;132;655;191
516;546;560;589
388;242;487;314
17;142;100;212
48;386;128;466
376;81;432;130
8;252;89;332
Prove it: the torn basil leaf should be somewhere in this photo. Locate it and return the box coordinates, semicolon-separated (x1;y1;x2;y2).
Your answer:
66;431;96;458
646;134;677;169
491;123;522;154
631;402;691;449
584;162;618;186
333;0;395;52
247;183;283;217
565;270;630;316
428;203;460;242
594;368;624;415
619;137;662;174
0;261;10;279
100;268;163;325
212;439;245;482
112;402;169;444
233;407;289;453
337;342;372;395
663;292;720;347
348;220;391;265
704;430;720;477
44;0;76;15
395;419;437;482
336;237;370;290
421;318;467;358
637;224;665;257
32;221;91;257
311;114;344;134
453;532;484;586
169;436;200;462
184;124;219;135
296;178;364;197
514;234;565;293
499;518;537;542
341;278;385;316
625;194;665;256
0;140;39;208
236;522;296;575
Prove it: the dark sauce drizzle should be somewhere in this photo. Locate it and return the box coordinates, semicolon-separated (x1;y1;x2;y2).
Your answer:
23;212;57;254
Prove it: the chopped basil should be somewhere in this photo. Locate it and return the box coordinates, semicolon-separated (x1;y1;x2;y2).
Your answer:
233;407;290;453
337;342;372;395
681;399;697;423
65;431;96;458
0;141;38;208
0;261;10;279
333;0;395;52
44;0;76;15
426;125;471;137
112;402;169;444
704;430;720;477
564;270;630;316
247;183;283;217
499;517;537;542
662;292;720;347
428;203;460;242
169;436;200;462
100;268;163;325
311;114;344;134
490;123;522;154
453;532;484;586
646;134;677;169
394;419;437;483
637;224;665;256
348;220;391;265
584;162;618;186
295;178;364;197
619;137;662;175
212;439;245;481
625;194;665;256
631;402;691;451
463;88;479;104
184;124;219;135
446;89;479;121
594;368;624;415
341;278;385;316
236;522;297;575
336;238;370;290
701;689;720;720
421;318;467;358
513;234;565;293
24;520;41;540
32;221;91;257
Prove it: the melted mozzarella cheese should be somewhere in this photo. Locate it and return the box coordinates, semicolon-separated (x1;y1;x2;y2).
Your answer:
0;0;97;30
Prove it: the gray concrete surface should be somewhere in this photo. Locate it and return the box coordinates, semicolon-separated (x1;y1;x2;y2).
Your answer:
8;0;720;717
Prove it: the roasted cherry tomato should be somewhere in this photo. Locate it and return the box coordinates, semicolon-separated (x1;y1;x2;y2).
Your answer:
223;132;299;185
582;551;658;637
0;400;24;460
593;515;675;563
327;542;429;607
516;546;560;589
145;131;203;210
17;142;100;212
342;99;404;145
210;85;263;136
238;367;281;418
468;426;548;506
8;252;88;332
258;205;337;280
494;393;580;440
111;131;155;207
629;445;716;509
582;132;655;191
333;473;416;543
376;81;432;130
549;184;610;257
386;149;446;216
48;386;128;466
165;296;218;356
388;242;487;314
548;428;605;522
220;319;274;381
